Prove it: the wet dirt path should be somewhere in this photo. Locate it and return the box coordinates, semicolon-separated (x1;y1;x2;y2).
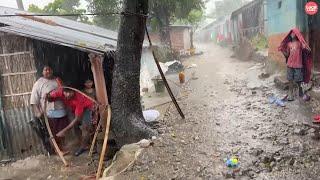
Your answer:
120;43;320;180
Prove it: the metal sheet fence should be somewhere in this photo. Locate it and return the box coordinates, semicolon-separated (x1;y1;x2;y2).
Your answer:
0;106;46;160
0;33;45;160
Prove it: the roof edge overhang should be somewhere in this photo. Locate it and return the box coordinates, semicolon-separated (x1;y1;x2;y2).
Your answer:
0;27;111;55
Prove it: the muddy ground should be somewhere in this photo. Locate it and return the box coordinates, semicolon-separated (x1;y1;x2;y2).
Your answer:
1;43;320;180
118;43;320;180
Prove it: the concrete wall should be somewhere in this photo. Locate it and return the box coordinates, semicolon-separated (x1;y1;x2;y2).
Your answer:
267;0;298;68
268;32;288;67
140;48;157;93
149;27;191;51
183;29;191;50
267;0;298;36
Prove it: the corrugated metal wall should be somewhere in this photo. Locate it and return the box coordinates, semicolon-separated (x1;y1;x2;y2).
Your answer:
0;33;45;160
230;0;265;44
0;91;10;159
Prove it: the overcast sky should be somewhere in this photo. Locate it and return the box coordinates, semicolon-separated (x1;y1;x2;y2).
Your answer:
206;0;217;15
0;0;87;10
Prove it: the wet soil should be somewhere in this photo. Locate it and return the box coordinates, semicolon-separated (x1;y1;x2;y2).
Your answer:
117;43;320;180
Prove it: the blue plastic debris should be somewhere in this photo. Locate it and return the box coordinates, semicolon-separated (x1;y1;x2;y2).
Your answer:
268;96;276;104
275;99;285;107
268;94;285;107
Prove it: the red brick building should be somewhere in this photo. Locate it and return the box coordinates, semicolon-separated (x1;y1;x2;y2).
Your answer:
149;25;192;51
169;25;192;51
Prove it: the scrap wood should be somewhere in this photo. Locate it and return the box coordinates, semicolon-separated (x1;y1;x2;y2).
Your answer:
88;119;102;158
44;99;68;166
80;175;96;180
88;104;109;158
96;105;112;179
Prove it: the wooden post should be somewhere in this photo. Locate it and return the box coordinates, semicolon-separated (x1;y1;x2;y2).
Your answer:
88;53;111;179
89;53;109;124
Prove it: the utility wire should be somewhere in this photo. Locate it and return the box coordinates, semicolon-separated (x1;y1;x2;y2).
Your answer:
0;12;148;18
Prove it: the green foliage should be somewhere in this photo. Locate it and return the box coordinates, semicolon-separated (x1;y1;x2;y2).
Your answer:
166;0;204;19
149;0;204;28
86;0;122;30
28;4;43;13
86;0;204;32
28;0;90;23
150;18;160;32
186;9;204;26
174;9;204;30
250;34;268;50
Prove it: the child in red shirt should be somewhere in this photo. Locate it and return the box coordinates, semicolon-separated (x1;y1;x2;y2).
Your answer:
279;28;312;101
47;87;94;156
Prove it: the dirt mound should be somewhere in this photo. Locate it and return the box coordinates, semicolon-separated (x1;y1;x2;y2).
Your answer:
11;155;45;170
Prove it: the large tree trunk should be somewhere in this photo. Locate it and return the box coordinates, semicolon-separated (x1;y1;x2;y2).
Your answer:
111;0;156;146
16;0;24;10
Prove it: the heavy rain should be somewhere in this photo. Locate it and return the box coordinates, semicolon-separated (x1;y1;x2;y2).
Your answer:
0;0;320;179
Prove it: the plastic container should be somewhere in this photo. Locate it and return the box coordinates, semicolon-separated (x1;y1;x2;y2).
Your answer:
152;77;165;93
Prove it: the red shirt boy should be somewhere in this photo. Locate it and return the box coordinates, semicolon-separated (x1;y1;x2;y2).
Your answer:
48;87;94;156
49;88;94;117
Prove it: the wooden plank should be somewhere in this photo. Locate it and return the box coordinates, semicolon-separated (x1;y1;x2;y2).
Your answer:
7;76;13;95
0;51;31;57
89;54;110;179
1;71;37;76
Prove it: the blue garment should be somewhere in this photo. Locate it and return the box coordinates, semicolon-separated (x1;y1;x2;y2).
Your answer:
47;109;67;119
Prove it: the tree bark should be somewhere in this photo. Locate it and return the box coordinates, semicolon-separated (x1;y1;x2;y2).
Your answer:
16;0;24;10
111;0;156;146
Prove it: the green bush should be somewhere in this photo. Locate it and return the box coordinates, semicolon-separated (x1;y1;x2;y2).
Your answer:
250;34;268;51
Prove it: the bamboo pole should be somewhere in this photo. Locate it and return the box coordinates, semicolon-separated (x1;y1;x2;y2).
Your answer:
96;106;111;179
0;51;31;57
43;99;68;166
145;27;185;119
1;71;36;76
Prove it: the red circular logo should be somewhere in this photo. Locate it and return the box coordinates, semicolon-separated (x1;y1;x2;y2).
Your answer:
305;1;318;15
